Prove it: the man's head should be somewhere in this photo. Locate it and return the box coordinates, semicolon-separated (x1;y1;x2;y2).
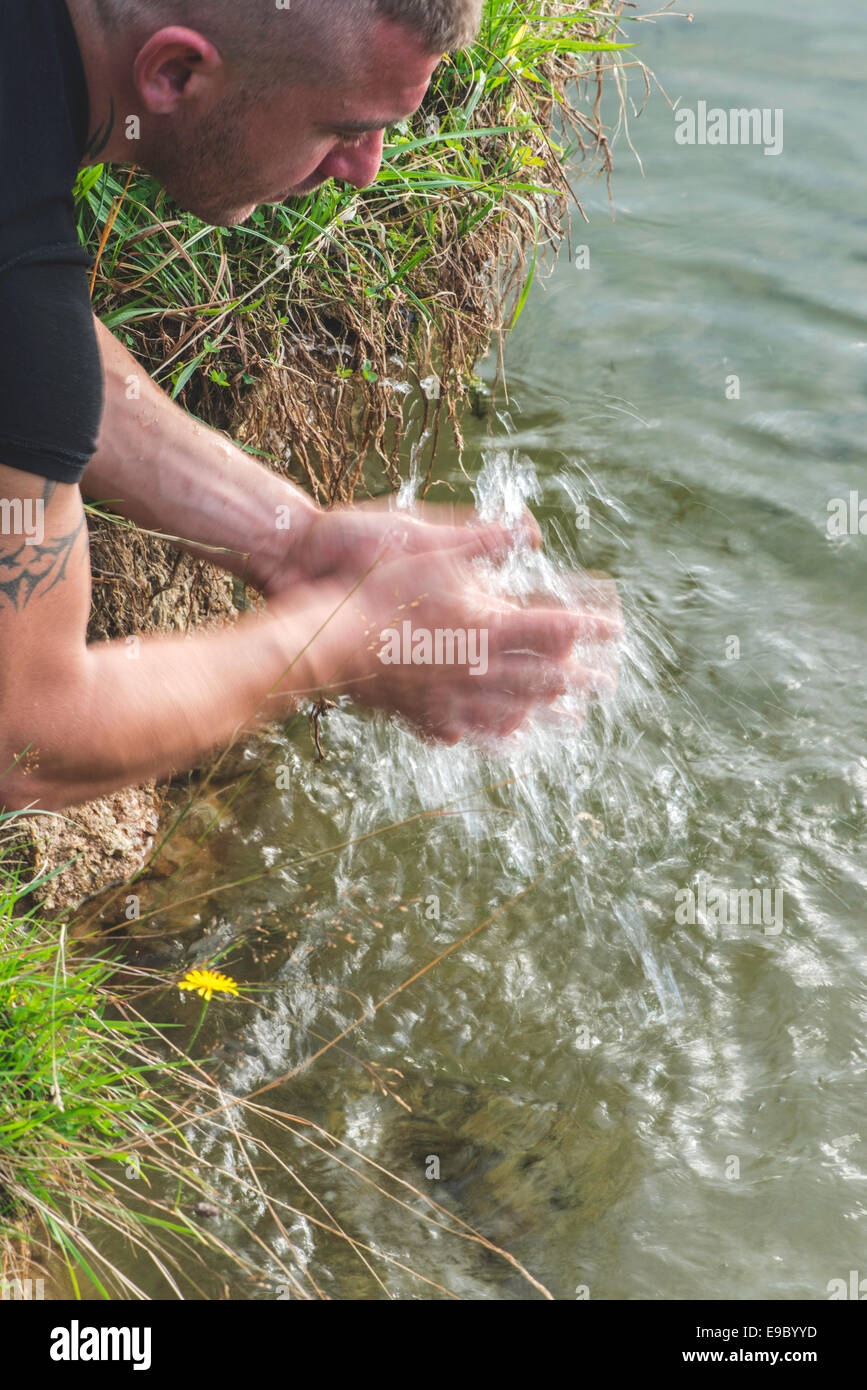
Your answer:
92;0;483;225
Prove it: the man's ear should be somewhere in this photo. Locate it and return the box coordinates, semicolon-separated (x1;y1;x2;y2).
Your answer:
133;26;225;114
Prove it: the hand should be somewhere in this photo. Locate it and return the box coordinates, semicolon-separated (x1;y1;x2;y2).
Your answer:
268;538;623;745
261;497;542;596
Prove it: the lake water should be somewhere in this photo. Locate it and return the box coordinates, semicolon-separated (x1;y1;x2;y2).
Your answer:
101;0;867;1299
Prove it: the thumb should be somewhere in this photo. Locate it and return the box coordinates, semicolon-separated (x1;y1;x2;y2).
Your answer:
452;514;542;563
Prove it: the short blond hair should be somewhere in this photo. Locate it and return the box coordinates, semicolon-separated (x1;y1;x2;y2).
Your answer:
368;0;482;51
98;0;482;86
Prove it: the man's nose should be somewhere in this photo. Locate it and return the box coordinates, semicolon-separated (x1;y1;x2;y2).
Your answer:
322;130;386;189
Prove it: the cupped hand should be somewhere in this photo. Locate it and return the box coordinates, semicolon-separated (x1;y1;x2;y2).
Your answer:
262;497;541;596
268;535;623;746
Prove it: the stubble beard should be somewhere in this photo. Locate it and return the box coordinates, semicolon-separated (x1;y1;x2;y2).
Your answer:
144;98;265;227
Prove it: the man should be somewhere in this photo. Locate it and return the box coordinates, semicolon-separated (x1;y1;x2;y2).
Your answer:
0;0;621;814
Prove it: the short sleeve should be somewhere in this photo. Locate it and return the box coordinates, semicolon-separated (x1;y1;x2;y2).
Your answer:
0;250;104;485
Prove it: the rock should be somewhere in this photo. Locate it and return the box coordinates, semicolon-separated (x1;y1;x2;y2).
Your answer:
21;784;164;914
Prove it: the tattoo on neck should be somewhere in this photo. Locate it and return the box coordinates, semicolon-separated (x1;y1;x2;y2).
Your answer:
83;97;115;162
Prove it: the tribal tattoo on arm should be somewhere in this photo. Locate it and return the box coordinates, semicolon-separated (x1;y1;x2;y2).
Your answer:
0;480;87;611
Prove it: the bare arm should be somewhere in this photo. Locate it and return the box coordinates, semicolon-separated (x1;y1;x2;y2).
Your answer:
82;316;319;593
0;468;323;811
82;318;552;607
0;465;620;814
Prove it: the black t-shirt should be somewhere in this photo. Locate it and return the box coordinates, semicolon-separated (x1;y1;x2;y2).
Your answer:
0;0;104;485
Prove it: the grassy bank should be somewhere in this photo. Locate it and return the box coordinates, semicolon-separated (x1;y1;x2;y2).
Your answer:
4;2;639;1295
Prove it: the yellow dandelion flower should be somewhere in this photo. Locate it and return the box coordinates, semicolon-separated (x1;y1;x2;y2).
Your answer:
178;968;240;1003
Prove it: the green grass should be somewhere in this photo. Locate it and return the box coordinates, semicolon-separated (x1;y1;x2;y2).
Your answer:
0;813;241;1297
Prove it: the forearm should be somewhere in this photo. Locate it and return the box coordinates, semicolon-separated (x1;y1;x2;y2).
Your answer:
82;316;319;593
5;608;316;811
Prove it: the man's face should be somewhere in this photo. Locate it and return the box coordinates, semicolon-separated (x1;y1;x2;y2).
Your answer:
146;18;440;226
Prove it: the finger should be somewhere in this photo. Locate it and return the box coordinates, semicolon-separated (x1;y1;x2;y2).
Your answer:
463;518;542;562
564;661;618;698
530;704;588;733
464;700;532;740
413;502;543;552
491;655;616;700
549;572;623;624
371;508;540;566
433;648;617;701
403;517;539;569
509;574;624;638
484;605;623;657
471;654;571;700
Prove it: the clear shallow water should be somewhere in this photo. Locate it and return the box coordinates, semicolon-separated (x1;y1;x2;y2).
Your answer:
106;0;867;1298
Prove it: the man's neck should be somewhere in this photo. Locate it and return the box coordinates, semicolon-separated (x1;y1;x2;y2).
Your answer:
64;0;138;166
